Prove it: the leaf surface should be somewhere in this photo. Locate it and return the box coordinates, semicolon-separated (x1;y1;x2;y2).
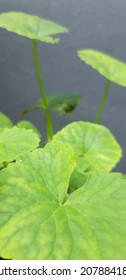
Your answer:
0;12;69;43
53;121;122;172
0;141;76;259
0;126;40;164
77;49;126;86
0;148;126;260
65;172;126;259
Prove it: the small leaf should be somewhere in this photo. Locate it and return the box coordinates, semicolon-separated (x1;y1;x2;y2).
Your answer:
36;93;81;114
69;170;97;193
54;121;122;172
0;126;40;164
0;112;13;131
21;107;33;116
16;120;41;138
0;12;69;43
77;49;126;86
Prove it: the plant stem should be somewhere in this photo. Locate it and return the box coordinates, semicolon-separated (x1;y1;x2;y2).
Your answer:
32;39;53;141
95;79;111;123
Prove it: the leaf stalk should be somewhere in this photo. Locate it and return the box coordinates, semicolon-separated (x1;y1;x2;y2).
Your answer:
95;79;111;123
32;39;53;141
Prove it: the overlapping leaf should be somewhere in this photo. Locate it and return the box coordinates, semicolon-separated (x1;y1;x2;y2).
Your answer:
0;126;40;164
77;49;126;86
53;121;122;172
17;120;41;138
0;112;13;132
0;140;125;259
0;111;41;137
0;12;69;43
0;141;76;259
65;172;126;259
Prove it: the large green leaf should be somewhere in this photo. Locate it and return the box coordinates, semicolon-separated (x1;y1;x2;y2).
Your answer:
54;121;122;172
0;142;125;259
77;49;126;86
0;126;40;164
0;141;76;259
0;12;69;43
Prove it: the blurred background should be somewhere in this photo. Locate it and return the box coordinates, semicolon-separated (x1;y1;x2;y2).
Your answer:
0;0;126;172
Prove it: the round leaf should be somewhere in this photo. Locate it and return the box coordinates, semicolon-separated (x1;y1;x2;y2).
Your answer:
0;12;69;43
54;121;122;172
77;49;126;86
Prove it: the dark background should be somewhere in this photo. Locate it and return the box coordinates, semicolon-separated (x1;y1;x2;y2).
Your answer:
0;0;126;172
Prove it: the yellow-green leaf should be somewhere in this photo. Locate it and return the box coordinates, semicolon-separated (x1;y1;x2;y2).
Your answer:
54;121;122;172
0;151;126;260
0;12;69;43
0;126;40;164
77;49;126;86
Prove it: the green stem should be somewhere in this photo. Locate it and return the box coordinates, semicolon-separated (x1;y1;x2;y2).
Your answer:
32;39;53;141
95;79;111;123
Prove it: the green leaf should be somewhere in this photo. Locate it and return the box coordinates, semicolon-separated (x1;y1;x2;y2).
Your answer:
65;172;126;259
35;93;81;114
77;49;126;86
16;120;41;138
53;121;122;172
0;126;40;164
122;174;126;179
0;141;76;259
0;149;126;260
69;170;97;193
0;112;13;132
20;141;76;204
0;12;69;43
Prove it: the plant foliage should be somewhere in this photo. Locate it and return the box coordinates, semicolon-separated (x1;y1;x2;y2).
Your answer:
0;11;126;261
77;49;126;86
0;140;126;260
0;126;40;165
0;12;69;43
54;121;122;172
